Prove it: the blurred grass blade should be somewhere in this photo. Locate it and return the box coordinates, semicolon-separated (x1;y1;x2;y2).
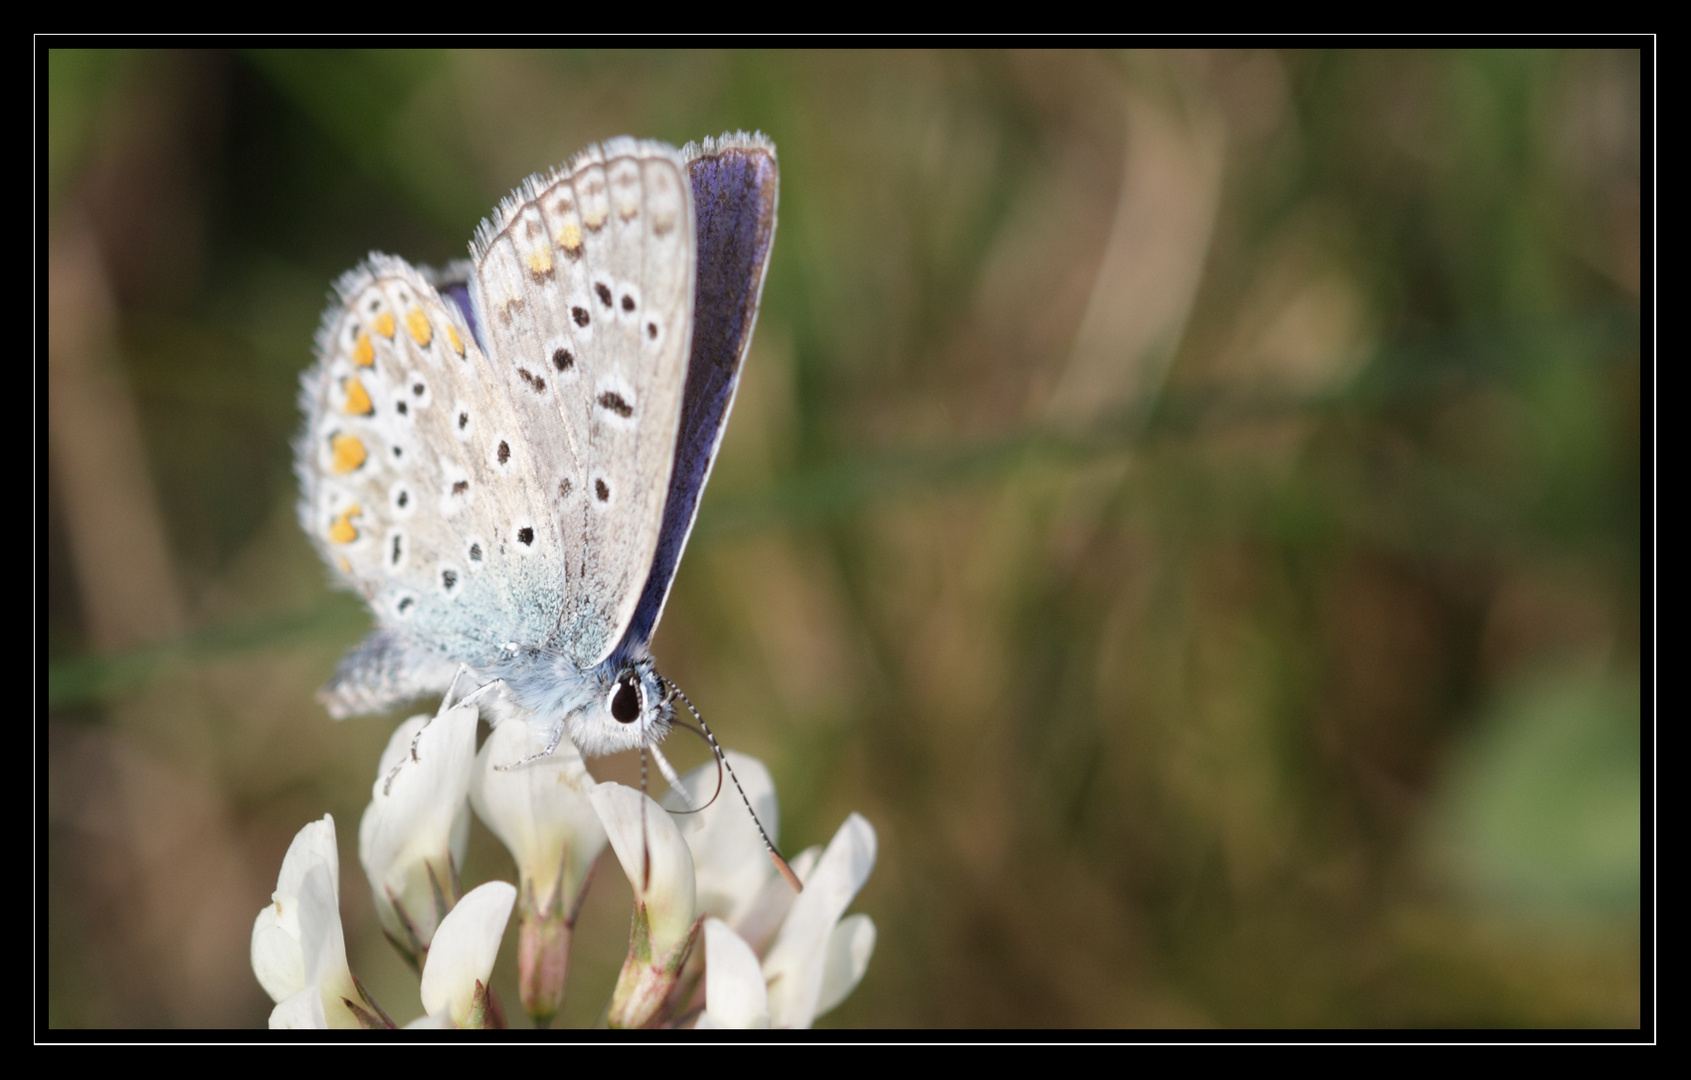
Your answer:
47;602;367;709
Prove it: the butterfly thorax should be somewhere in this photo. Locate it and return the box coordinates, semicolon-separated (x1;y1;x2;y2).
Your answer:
485;646;674;758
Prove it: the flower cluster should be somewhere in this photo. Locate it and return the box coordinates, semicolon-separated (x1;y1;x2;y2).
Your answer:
252;690;875;1029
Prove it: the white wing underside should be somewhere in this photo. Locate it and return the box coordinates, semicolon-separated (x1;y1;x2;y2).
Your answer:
297;139;695;710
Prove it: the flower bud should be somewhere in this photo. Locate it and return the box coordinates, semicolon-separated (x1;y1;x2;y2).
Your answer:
359;699;479;969
416;880;517;1028
590;782;700;1028
252;815;390;1029
470;718;607;1025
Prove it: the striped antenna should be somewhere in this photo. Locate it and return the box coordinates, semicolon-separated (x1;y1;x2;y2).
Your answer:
661;678;802;893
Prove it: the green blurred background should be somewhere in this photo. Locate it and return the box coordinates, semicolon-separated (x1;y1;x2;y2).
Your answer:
45;49;1643;1029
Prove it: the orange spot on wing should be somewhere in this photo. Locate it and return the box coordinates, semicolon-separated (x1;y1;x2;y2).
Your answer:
556;222;582;252
526;247;554;277
328;503;363;545
341;376;373;416
330;433;368;473
446;324;465;357
353;333;375;367
405;308;433;347
373;312;396;339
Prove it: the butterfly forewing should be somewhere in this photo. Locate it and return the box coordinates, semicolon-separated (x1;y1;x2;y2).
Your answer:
468;138;695;668
621;134;779;652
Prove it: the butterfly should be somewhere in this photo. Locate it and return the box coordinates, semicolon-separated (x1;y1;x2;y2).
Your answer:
296;132;777;770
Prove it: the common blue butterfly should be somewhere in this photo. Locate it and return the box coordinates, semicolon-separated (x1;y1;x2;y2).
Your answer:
296;133;778;767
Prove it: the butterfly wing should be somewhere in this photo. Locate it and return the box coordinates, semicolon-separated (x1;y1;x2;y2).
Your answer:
466;138;696;670
616;133;779;657
298;253;570;715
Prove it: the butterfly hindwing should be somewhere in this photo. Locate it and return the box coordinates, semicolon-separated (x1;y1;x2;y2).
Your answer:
299;254;570;690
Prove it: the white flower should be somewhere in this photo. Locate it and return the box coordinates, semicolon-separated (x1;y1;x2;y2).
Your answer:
251;815;371;1029
471;719;606;919
664;752;785;941
666;756;877;1028
410;881;518;1029
359;696;479;967
694;917;770;1029
589;781;701;1028
469;719;607;1024
761;814;877;1027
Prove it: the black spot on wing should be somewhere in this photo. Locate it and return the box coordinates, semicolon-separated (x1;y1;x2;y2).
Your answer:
597;392;633;418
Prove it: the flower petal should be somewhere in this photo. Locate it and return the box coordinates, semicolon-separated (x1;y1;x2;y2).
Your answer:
268;986;328;1029
250;905;305;1004
698;918;770;1029
359;701;480;950
419;880;517;1026
252;815;351;1009
664;753;780;927
814;913;876;1020
274;815;340;909
470;718;606;916
278;859;362;1028
763;814;877;1028
590;782;697;957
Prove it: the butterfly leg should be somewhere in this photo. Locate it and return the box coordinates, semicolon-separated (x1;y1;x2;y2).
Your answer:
648;744;698;810
442;664;506;713
380;668;504;794
493;713;576;771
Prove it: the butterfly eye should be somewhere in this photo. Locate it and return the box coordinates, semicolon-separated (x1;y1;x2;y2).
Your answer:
610;674;642;724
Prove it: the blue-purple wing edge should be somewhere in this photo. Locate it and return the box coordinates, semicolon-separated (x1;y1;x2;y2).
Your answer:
616;133;778;657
